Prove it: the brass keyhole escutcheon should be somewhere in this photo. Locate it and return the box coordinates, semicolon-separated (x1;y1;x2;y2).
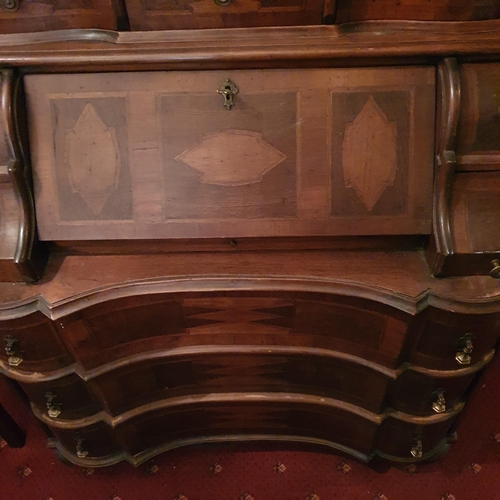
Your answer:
217;79;239;110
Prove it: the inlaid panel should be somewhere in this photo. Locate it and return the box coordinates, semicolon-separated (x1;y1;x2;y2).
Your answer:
25;67;434;241
160;92;297;220
58;292;410;369
50;98;132;222
331;92;408;216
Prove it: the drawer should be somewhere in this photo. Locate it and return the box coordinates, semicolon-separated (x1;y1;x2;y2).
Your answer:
0;312;73;372
20;375;99;421
115;399;379;460
390;369;478;416
0;0;123;33
409;309;500;370
125;0;324;30
25;67;435;241
59;293;410;370
50;422;120;462
444;172;500;277
376;415;457;461
335;0;500;22
89;352;392;416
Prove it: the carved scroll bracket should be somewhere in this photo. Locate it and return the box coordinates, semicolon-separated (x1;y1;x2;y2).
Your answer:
0;68;46;282
427;58;460;277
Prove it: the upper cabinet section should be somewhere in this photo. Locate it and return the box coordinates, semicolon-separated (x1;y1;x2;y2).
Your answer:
0;0;127;33
24;67;435;241
124;0;325;30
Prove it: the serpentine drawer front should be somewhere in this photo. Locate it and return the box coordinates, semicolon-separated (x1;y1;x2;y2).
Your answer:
24;67;435;241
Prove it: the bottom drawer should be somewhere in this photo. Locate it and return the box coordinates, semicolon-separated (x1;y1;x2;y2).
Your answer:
50;422;120;463
41;394;460;466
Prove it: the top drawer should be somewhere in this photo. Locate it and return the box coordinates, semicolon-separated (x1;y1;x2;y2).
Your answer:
124;0;325;30
0;0;122;33
25;67;435;242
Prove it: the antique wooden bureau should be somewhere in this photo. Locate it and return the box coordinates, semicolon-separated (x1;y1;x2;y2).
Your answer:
0;2;500;467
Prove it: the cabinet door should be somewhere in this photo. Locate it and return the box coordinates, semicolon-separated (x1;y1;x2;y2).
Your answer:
25;67;435;241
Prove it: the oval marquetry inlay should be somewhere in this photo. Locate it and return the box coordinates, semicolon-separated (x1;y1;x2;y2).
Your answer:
65;103;120;216
342;96;398;211
175;129;287;186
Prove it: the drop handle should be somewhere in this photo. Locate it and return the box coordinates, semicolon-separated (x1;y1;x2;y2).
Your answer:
455;333;474;365
217;79;239;110
45;392;61;418
432;389;446;414
76;438;89;459
410;438;423;458
4;335;23;367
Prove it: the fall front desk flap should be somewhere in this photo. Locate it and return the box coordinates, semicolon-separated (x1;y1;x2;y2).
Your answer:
25;68;435;241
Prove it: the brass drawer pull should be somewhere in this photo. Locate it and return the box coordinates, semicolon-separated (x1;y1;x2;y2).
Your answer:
0;0;19;12
76;438;89;459
490;259;500;279
214;0;232;5
4;335;23;367
217;79;239;110
455;333;474;365
410;438;423;458
432;389;446;414
45;392;61;418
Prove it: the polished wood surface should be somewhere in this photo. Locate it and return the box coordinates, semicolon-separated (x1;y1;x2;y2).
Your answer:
25;68;434;240
1;17;500;467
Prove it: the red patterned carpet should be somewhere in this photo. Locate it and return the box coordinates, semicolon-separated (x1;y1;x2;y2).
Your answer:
1;353;500;500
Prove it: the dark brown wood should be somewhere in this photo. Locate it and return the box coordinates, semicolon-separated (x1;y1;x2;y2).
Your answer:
1;22;500;73
0;69;47;282
0;402;25;447
0;19;500;469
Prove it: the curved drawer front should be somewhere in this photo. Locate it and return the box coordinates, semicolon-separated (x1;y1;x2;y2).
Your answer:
0;312;72;372
25;67;434;241
409;309;500;370
50;422;121;463
20;375;99;421
390;368;478;416
59;293;410;370
89;351;393;416
0;0;121;33
41;396;459;466
376;416;456;461
115;399;379;461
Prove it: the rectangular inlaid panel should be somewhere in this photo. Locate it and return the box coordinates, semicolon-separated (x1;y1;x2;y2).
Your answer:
25;67;435;241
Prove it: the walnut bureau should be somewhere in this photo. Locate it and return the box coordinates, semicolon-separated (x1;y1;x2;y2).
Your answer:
1;13;500;467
